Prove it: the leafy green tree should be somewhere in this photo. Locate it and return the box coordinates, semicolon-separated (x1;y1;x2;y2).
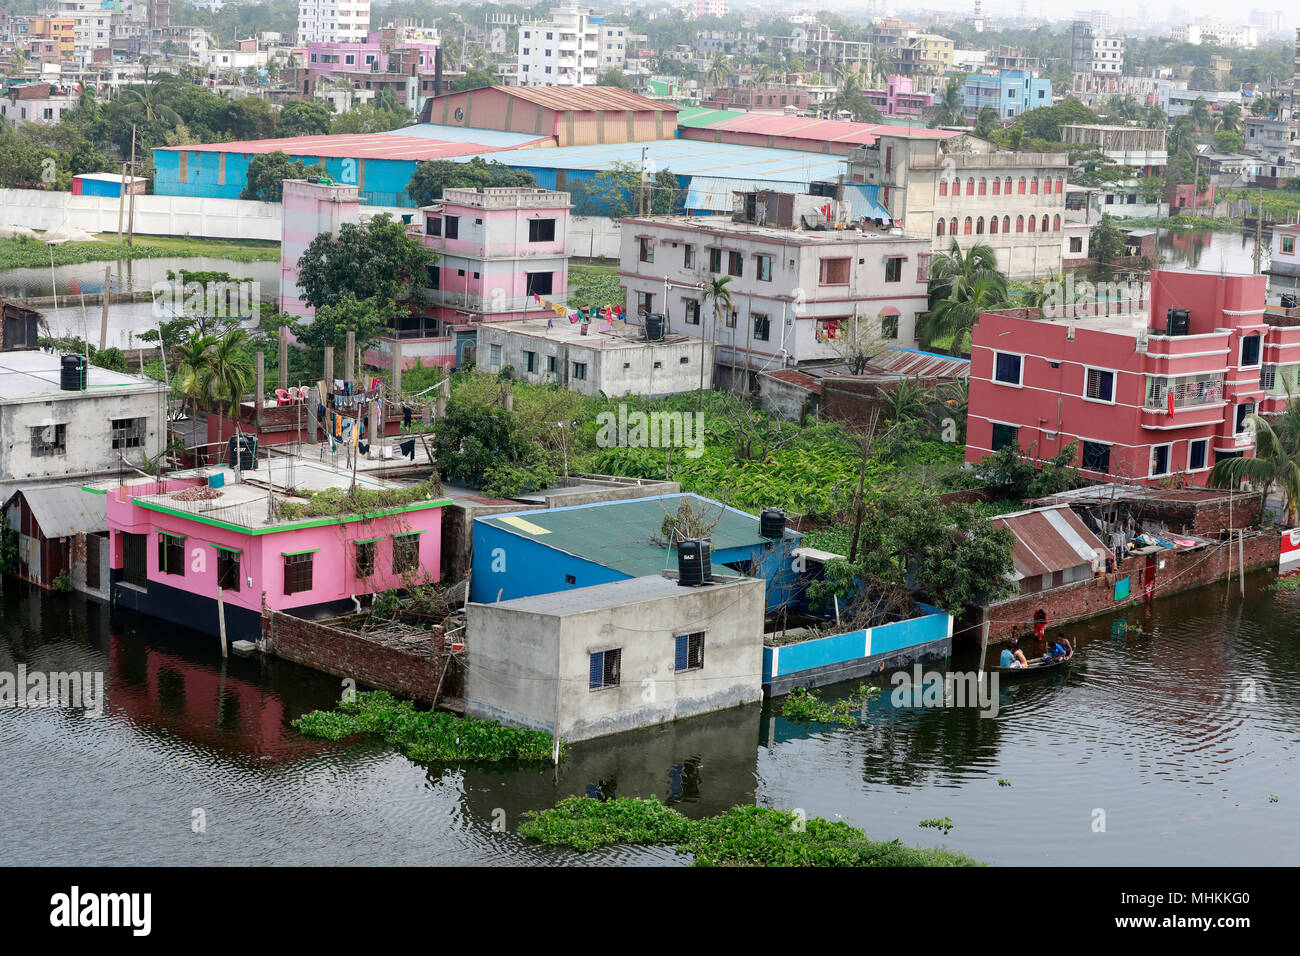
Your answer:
1208;400;1300;525
569;161;681;219
922;240;1008;351
598;68;632;89
295;214;437;310
974;107;1000;139
1090;213;1127;266
240;151;327;202
431;398;532;489
330;101;412;134
1212;130;1244;153
276;100;333;137
406;156;537;206
1012;98;1098;141
451;68;498;92
291;294;399;354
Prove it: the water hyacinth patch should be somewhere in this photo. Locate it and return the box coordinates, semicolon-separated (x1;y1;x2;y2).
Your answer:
293;691;560;763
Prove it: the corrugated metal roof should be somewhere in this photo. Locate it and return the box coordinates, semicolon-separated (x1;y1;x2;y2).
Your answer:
870;347;970;379
491;85;679;114
842;184;892;222
383;123;552;148
464;138;847;183
3;484;106;538
680;111;960;146
990;505;1106;581
156;134;512;161
676;106;747;127
761;369;823;394
478;493;792;578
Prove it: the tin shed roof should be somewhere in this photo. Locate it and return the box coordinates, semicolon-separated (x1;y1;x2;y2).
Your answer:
989;505;1107;581
477;493;792;578
3;484;106;538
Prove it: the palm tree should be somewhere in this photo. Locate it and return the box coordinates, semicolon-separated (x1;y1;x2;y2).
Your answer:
922;240;1009;353
924;274;1007;355
205;329;254;413
1189;97;1211;132
173;331;217;426
706;52;734;89
700;276;734;408
1219;102;1242;135
930;77;965;127
120;73;182;125
1207;407;1300;526
974;106;1000;139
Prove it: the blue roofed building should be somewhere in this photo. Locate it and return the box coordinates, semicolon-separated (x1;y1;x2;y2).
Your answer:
470;493;801;613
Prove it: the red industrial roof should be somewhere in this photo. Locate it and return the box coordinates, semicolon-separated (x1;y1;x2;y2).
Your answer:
488;85;679;114
868;347;970;379
690;113;959;147
154;134;530;161
762;369;823;394
990;505;1107;580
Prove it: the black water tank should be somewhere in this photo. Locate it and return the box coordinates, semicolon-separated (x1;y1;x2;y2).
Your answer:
645;312;665;341
59;354;87;391
1166;308;1190;336
677;539;711;586
1282;293;1298;310
227;434;257;471
760;507;786;540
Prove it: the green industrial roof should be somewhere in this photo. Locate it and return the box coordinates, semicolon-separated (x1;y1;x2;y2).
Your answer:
479;493;785;578
675;107;747;128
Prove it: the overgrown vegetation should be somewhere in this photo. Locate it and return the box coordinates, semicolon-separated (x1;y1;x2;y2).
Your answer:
780;683;881;725
277;479;444;521
518;797;982;866
293;691;559;763
0;234;279;271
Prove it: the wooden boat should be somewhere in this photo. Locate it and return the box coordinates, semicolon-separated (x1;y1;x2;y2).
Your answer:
991;651;1073;678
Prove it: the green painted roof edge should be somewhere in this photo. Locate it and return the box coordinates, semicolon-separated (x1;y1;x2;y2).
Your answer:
131;495;451;536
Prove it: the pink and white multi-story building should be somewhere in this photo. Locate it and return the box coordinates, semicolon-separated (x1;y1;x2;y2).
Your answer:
298;0;370;44
965;270;1300;484
279;178;362;319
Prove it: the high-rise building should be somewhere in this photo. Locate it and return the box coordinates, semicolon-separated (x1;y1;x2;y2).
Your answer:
516;3;627;87
1070;19;1124;77
297;0;371;45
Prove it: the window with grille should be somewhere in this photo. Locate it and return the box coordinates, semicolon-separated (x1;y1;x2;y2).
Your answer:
707;247;723;273
1150;444;1171;476
881;314;899;339
1081;441;1110;473
216;548;241;591
753;313;770;341
572;362;587;380
637;291;654;315
30;424;66;457
529;218;556;242
354;540;375;577
1260;365;1276;390
993;352;1022;385
991;423;1019;451
674;632;704;672
727;251;743;277
819;257;850;285
283;552;314;595
392;534;420;575
524;350;538;373
589;648;621;689
158;533;185;576
1085;368;1115;402
884;256;904;283
111;417;146;449
122;533;147;587
684;299;700;325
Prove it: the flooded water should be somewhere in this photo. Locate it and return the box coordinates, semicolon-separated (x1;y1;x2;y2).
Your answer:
3;568;1297;866
0;257;279;346
1158;228;1265;275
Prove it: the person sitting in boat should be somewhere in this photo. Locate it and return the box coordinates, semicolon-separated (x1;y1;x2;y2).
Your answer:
1044;634;1071;661
1054;633;1073;658
1000;639;1030;668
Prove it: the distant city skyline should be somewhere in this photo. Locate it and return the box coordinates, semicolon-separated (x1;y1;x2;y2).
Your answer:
749;1;1295;26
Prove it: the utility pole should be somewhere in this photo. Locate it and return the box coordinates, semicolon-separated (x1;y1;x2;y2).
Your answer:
1190;154;1201;220
639;146;648;216
99;264;110;351
116;163;126;242
127;125;137;247
1253;187;1264;274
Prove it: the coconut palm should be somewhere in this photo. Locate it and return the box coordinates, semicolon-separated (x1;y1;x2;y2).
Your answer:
706;52;734;89
205;328;254;413
1207;406;1300;526
119;73;182;125
700;275;734;408
923;274;1008;355
974;106;1000;139
1189;97;1211;132
930;77;965;127
926;239;1006;311
1218;102;1242;135
173;331;217;425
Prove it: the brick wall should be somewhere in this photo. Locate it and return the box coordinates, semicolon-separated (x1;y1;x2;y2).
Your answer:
262;608;462;704
981;531;1278;643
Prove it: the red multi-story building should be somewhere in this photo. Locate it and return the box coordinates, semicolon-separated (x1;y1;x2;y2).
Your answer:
966;270;1300;484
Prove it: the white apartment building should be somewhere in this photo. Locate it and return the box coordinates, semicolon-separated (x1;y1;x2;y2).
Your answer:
516;3;628;86
695;0;729;17
1170;22;1260;50
1070;19;1124;77
297;0;371;44
618;191;931;386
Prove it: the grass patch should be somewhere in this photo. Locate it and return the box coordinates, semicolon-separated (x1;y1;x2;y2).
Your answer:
519;797;983;866
276;479;443;521
293;691;560;763
566;264;623;313
0;234;280;270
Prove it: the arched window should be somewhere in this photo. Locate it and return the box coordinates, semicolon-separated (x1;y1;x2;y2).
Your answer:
1030;176;1039;194
1056;177;1064;194
1016;215;1024;233
1003;216;1011;233
950;218;958;235
976;216;985;234
966;178;975;195
939;179;947;197
963;216;973;235
1042;215;1050;233
937;218;946;236
1028;215;1036;233
1018;177;1026;195
990;216;999;235
1004;177;1012;194
978;177;987;195
992;178;1001;196
1053;214;1061;232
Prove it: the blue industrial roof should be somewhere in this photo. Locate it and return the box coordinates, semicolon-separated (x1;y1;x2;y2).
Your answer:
383;123;550;148
446;138;849;185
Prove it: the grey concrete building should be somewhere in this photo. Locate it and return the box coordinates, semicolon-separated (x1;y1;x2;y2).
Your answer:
466;572;764;742
476;316;711;398
0;351;168;499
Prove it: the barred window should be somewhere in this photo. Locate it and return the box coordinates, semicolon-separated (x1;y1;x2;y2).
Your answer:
284;552;314;595
674;632;704;672
589;648;621;690
354;540;376;577
30;424;66;457
392;534;420;575
158;533;186;576
112;417;146;449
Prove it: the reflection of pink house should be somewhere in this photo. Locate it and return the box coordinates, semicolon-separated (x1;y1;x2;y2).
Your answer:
371;187;573;371
864;75;935;118
1165;181;1215;211
101;462;449;644
965;271;1300;485
279;178;362;319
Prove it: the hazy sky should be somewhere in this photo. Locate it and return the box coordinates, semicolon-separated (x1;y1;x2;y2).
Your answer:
798;2;1295;25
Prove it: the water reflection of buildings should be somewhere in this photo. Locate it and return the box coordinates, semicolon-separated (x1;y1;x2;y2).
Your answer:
461;703;763;824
